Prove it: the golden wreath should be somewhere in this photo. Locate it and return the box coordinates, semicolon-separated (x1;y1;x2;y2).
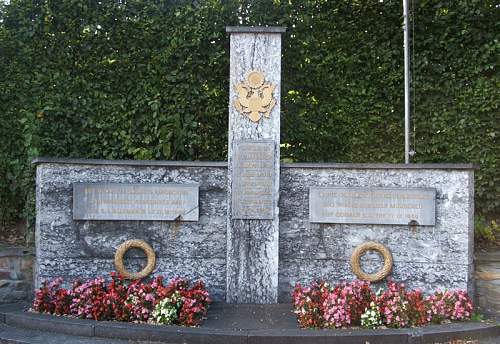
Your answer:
114;239;156;279
350;241;393;282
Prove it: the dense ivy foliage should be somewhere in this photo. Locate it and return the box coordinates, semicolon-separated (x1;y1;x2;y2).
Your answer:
0;0;498;238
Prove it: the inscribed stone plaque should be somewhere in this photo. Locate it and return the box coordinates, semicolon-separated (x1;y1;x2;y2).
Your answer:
309;187;436;225
73;183;199;221
232;140;275;219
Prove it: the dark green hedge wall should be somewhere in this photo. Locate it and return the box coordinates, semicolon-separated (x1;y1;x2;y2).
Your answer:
1;0;498;235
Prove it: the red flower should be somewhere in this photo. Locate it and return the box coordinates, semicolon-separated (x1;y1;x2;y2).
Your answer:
32;273;212;327
292;279;474;329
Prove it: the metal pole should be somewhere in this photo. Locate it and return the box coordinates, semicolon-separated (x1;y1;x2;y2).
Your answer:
403;0;410;164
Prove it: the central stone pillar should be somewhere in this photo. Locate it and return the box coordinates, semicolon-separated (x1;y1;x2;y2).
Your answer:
226;26;285;303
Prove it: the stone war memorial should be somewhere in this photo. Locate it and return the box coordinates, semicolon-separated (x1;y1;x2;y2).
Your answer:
12;26;496;343
0;22;492;344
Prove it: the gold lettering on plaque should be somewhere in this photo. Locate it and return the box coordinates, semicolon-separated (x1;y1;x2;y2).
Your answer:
234;71;277;123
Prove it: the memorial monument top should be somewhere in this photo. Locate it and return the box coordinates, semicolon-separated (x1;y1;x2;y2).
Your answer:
226;26;287;34
32;157;478;170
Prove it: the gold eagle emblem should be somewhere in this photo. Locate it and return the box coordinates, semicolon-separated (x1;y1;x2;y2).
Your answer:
234;71;277;123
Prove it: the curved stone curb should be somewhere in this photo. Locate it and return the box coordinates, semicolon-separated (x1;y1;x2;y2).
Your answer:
1;304;498;344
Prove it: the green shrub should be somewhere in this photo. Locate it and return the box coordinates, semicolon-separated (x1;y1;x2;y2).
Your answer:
475;216;500;245
0;0;498;242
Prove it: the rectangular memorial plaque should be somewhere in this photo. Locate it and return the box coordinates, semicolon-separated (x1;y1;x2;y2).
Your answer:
73;183;199;221
231;140;275;219
310;187;436;225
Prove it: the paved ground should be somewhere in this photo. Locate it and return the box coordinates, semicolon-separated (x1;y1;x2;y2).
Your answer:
1;322;499;344
203;303;298;329
0;324;139;344
0;302;498;344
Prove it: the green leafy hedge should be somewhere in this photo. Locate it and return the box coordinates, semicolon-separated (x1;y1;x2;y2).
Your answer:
0;0;498;238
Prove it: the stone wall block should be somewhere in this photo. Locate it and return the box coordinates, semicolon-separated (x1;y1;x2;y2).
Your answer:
278;167;474;300
0;247;34;304
475;250;500;316
35;163;228;299
34;158;475;303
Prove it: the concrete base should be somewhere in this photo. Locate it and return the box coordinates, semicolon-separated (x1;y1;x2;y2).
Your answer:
0;303;498;344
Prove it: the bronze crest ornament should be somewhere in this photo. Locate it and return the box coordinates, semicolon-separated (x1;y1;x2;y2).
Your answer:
234;71;277;123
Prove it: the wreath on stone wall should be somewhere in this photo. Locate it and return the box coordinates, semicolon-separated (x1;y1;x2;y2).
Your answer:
350;241;393;282
114;239;156;279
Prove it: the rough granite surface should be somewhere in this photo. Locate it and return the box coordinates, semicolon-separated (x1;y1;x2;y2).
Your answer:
226;30;283;303
35;163;474;303
278;168;475;302
35;164;228;300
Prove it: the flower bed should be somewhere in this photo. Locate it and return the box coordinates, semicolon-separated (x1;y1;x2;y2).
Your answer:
32;273;211;326
292;280;473;329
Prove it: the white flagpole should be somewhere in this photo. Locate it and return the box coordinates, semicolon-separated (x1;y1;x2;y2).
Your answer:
403;0;410;164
